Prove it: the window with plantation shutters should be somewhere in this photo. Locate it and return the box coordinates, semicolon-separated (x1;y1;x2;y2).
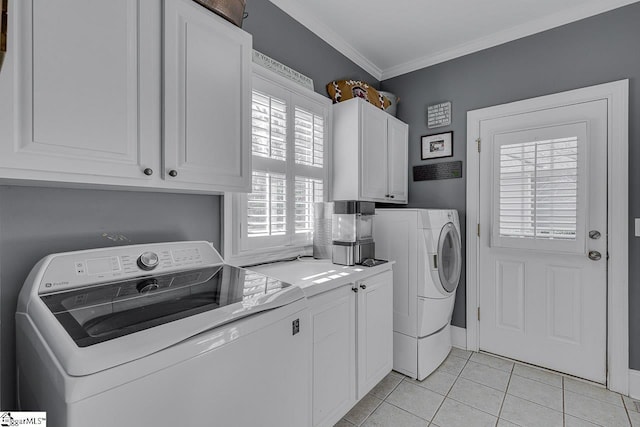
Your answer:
295;177;323;234
252;91;287;161
492;123;587;253
236;71;330;254
247;171;286;237
294;107;324;168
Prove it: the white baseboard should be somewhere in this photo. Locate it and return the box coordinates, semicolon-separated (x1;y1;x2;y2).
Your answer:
451;326;467;350
629;369;640;399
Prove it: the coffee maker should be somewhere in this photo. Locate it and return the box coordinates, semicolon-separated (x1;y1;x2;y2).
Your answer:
331;201;375;266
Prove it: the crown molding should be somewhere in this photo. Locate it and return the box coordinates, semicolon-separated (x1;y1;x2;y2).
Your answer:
268;0;383;81
269;0;639;82
381;0;640;79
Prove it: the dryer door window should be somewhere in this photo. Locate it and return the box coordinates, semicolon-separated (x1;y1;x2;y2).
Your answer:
438;222;462;293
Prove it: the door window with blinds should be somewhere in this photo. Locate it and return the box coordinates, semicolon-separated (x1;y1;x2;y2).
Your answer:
491;122;588;253
238;73;329;252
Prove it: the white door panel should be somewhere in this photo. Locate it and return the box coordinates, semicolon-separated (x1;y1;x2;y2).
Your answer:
479;99;607;383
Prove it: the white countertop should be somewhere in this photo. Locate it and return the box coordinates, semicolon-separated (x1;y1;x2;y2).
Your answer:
249;258;394;298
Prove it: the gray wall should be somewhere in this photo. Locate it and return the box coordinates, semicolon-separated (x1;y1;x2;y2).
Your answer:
243;0;380;94
0;0;378;409
0;187;222;408
381;3;640;368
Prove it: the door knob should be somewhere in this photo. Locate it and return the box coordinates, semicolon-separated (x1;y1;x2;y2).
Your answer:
360;284;367;290
143;168;153;176
588;251;602;261
168;169;178;177
352;286;358;293
589;230;601;240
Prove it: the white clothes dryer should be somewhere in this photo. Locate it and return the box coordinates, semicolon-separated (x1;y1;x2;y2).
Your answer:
375;209;462;380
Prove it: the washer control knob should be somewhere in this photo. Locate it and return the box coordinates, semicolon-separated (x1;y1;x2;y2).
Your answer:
137;252;159;271
137;279;159;293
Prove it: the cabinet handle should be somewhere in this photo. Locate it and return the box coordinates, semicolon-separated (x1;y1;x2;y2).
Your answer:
389;195;395;199
384;194;390;198
360;284;367;290
168;169;178;177
143;168;153;176
351;286;358;293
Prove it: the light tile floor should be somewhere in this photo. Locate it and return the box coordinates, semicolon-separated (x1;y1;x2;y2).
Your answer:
336;348;640;427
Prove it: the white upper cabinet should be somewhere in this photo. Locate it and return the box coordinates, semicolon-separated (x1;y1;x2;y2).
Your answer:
386;118;409;202
7;0;154;182
163;0;251;190
360;104;388;201
2;0;251;193
332;98;408;204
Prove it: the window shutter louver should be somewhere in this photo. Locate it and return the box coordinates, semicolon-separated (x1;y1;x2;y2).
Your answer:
247;171;287;237
295;177;323;234
294;107;324;167
499;137;578;241
251;90;287;161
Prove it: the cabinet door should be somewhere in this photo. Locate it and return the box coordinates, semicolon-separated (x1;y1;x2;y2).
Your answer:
8;0;153;180
164;0;251;191
386;118;408;203
360;104;388;201
310;286;356;427
356;270;393;398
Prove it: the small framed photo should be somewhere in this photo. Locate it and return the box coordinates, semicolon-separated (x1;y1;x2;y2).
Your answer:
421;131;453;160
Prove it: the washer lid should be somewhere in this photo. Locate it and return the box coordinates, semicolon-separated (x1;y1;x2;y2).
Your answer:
32;265;304;376
41;265;292;348
437;222;462;293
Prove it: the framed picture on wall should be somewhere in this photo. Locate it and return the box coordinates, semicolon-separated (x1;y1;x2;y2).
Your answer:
421;131;453;160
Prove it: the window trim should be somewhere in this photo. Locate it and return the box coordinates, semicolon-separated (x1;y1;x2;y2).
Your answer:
224;63;333;267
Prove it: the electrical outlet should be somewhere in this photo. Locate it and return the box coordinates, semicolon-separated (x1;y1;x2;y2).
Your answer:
292;318;300;335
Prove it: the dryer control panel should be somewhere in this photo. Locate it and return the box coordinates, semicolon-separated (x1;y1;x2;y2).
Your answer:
36;241;223;294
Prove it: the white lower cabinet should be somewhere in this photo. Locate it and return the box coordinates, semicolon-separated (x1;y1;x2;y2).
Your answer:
310;286;356;427
356;271;394;398
309;270;393;427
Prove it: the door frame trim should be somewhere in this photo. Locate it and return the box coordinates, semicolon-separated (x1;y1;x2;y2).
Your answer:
465;80;629;394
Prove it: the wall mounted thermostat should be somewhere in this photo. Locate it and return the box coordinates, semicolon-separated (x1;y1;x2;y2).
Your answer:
427;101;452;128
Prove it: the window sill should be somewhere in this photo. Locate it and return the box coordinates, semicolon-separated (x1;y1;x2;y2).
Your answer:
225;245;313;268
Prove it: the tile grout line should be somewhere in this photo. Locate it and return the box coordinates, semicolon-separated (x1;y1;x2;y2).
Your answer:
622;392;633;426
358;375;403;426
431;351;473;425
561;378;619;427
562;375;566;427
496;360;515;426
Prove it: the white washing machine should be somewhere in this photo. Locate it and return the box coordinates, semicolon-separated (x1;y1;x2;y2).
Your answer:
374;209;462;380
16;241;311;427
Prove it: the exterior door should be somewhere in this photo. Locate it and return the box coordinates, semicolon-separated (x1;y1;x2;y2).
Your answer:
478;99;607;383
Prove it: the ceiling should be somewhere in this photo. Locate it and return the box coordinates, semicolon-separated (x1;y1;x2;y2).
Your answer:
268;0;639;80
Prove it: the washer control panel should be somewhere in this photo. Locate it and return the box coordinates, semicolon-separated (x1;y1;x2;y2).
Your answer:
37;241;221;294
